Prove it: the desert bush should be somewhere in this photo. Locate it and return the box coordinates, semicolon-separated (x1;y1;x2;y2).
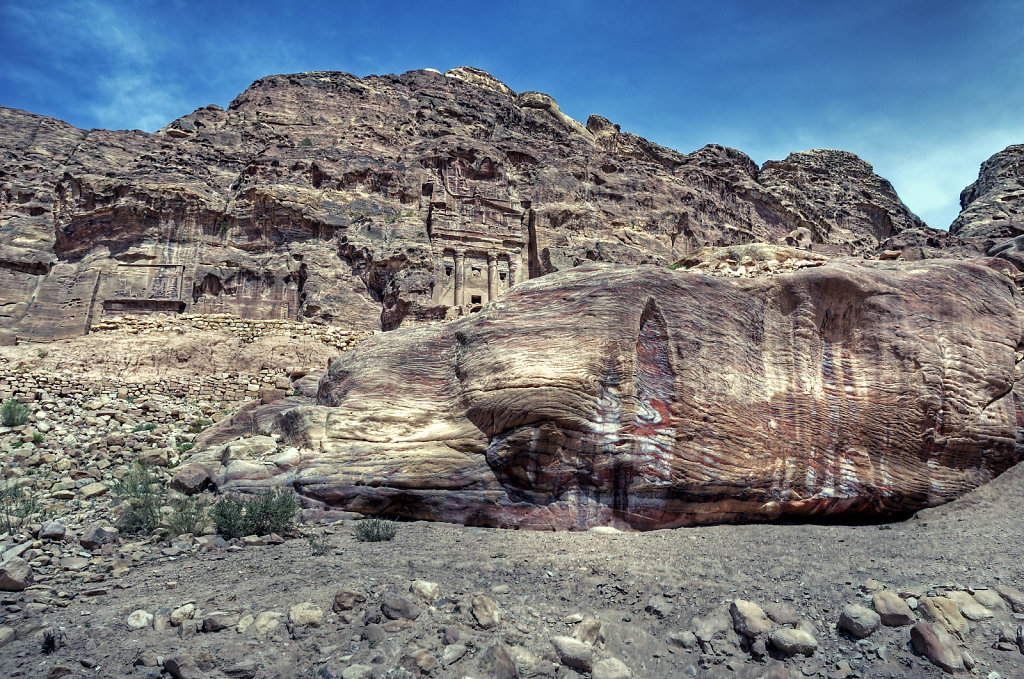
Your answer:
166;495;208;537
113;462;163;534
308;535;332;556
0;484;44;534
32;432;44;444
353;517;397;542
188;418;213;433
210;488;299;539
132;422;156;433
1;399;30;427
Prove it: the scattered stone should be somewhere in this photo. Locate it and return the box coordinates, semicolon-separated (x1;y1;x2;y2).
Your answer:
472;594;501;629
126;609;154;630
873;590;916;626
380;593;422;621
38;520;66;541
170;603;195;626
919;596;970;638
946;590;993;621
361;624;387;644
730;599;772;637
253;611;284;635
768;627;818;656
0;556;32;591
236;614;254;634
970;588;1005;610
838;603;880;638
341;665;374;679
409;580;439;603
551;635;594;673
222;659;259;679
910;621;965;673
79;524;119;551
288;602;323;627
441;643;468;665
79;482;109;499
477;643;518;679
0;626;14;647
668;630;699;650
592;656;631;679
574;615;603;644
646;594;673;619
201;610;238;632
400;649;438;674
332;586;365;612
995;584;1024;613
763;601;800;626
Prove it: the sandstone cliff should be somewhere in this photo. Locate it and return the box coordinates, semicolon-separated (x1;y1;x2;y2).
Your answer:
174;258;1024;529
950;144;1024;240
1;68;940;340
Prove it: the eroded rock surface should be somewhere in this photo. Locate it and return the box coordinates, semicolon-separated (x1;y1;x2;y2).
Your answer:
951;144;1024;240
178;258;1024;529
2;68;939;340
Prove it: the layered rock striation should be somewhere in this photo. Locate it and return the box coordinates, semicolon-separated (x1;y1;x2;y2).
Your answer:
951;144;1024;240
176;258;1024;529
2;67;937;340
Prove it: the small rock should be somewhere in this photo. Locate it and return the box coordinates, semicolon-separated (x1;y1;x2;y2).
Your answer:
763;601;800;626
380;593;422;621
410;580;439;603
252;611;283;635
574;615;603;644
919;596;970;638
341;665;374;679
730;599;772;637
441;643;468;665
201;611;238;632
873;591;915;626
838;603;880;638
592;656;631;679
80;524;119;551
995;584;1024;614
910;621;964;673
769;627;818;656
288;602;323;627
361;624;387;644
236;614;254;634
646;594;673;619
668;630;699;649
477;643;518;679
551;635;593;673
38;521;66;541
0;626;14;647
970;588;1005;610
0;556;32;591
946;590;993;621
126;609;154;630
170;603;195;626
79;482;109;499
332;587;365;612
472;594;501;629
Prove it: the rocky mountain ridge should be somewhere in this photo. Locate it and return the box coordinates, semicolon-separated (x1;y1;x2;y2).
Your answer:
0;66;1000;342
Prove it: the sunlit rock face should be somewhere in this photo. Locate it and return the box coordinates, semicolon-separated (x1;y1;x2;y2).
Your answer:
182;258;1024;530
2;67;943;341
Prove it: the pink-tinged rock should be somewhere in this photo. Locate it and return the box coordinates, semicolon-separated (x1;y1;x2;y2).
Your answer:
189;259;1022;530
910;621;965;673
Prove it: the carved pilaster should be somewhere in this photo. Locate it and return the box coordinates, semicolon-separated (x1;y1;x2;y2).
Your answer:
487;251;498;301
454;250;466;307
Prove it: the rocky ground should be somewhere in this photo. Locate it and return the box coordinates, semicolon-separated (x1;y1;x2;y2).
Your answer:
0;331;1023;679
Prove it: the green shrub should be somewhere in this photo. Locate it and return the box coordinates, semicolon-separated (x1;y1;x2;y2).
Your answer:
132;422;157;433
1;399;30;427
0;484;44;534
31;432;44;444
353;517;397;542
308;535;332;556
113;462;163;534
299;137;313;147
188;418;213;433
177;442;194;453
166;495;207;537
210;488;299;539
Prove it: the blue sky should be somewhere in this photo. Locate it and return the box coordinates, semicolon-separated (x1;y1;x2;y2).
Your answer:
2;1;1022;230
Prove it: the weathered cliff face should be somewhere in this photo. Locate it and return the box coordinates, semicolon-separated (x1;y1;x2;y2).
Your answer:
950;144;1024;240
1;67;940;340
174;258;1024;529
